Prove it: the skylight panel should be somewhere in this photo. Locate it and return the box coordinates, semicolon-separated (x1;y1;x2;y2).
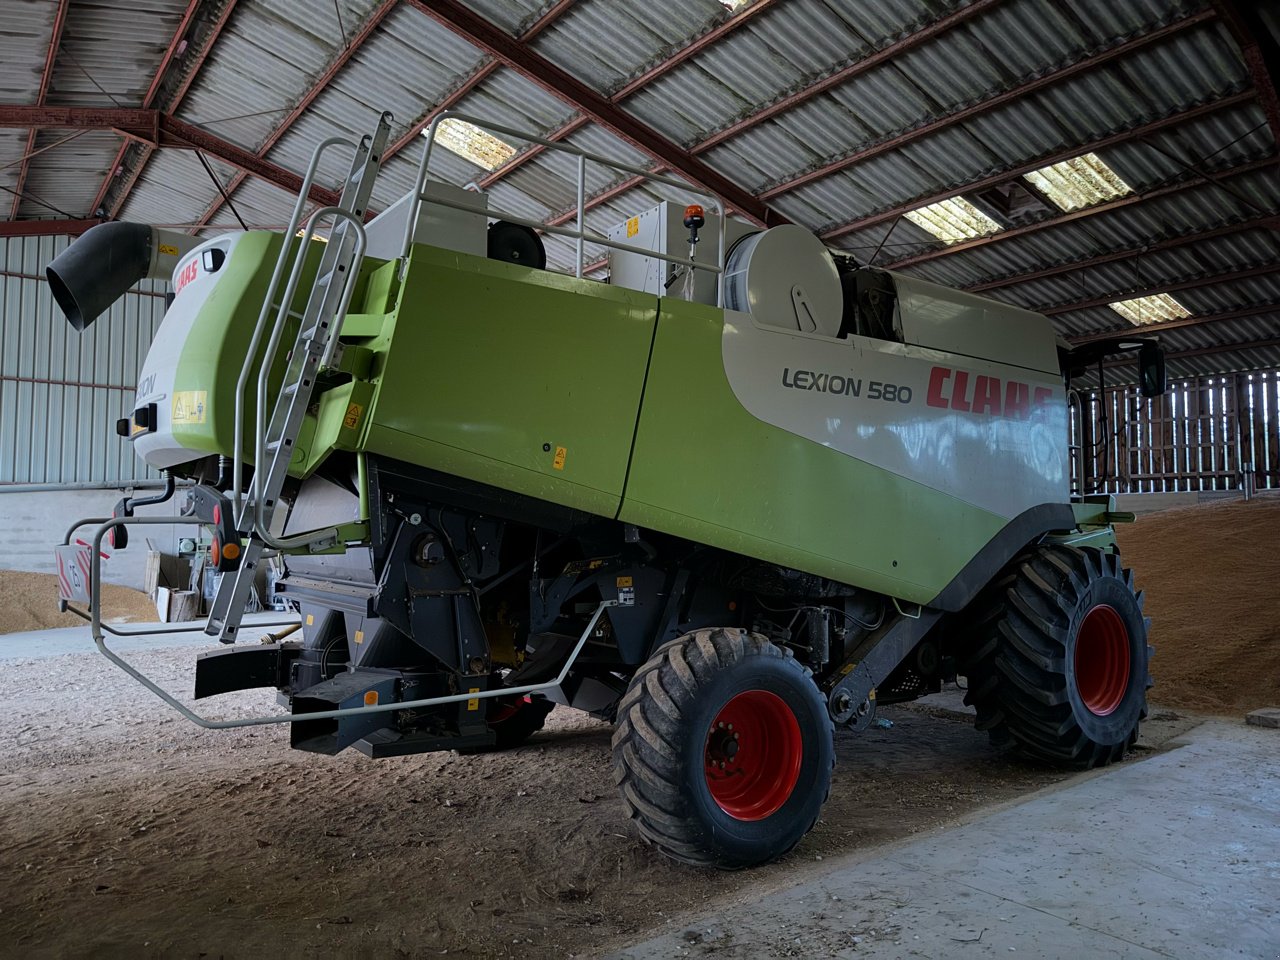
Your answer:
1023;153;1133;212
427;119;516;171
1108;293;1190;326
903;196;1004;245
719;0;752;10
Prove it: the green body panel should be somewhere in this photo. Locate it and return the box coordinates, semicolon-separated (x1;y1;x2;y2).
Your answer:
619;298;1010;605
163;232;339;467
358;244;658;517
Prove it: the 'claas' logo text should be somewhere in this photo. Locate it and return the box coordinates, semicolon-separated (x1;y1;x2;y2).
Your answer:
926;366;1053;419
174;259;199;294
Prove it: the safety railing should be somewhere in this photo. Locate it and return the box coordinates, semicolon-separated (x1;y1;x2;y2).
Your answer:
400;111;731;305
59;511;620;730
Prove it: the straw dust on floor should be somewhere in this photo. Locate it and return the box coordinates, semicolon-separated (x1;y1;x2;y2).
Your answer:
1115;495;1280;715
0;570;156;634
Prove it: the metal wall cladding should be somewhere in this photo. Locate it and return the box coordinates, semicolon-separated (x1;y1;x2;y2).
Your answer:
0;235;166;485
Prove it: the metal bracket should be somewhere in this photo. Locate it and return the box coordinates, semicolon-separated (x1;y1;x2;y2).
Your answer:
823;607;943;727
60;507;619;734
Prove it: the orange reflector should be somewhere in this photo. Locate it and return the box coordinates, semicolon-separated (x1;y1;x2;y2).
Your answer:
364;691;378;706
221;541;240;560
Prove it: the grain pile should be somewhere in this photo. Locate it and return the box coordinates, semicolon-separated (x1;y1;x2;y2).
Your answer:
1115;495;1280;715
0;570;156;634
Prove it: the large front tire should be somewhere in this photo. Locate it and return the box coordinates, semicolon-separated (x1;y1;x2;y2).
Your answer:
963;545;1152;768
611;628;834;868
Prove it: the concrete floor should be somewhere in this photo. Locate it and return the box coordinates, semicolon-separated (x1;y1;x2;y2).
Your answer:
611;720;1280;960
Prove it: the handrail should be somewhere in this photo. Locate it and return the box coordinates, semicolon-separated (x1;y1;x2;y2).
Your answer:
62;513;618;731
400;111;730;305
231;135;359;524
251;205;368;551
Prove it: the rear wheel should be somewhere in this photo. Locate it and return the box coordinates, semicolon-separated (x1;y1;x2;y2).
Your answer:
611;628;834;868
963;544;1152;768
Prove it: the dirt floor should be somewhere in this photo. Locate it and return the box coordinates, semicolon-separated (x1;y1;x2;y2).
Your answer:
1115;495;1280;714
0;570;156;633
0;640;1199;960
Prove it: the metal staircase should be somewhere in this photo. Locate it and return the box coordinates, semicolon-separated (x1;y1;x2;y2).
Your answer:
206;112;392;643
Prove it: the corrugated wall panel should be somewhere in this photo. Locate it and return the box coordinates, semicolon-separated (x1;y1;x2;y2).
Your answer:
0;235;166;485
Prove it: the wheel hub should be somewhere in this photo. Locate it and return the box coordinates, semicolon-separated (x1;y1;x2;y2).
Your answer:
1074;604;1131;716
704;690;802;821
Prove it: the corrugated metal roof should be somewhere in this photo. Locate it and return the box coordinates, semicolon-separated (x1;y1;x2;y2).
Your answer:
2;0;1276;385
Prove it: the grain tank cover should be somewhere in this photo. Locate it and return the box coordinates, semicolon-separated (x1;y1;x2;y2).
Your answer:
724;225;843;336
889;271;1061;375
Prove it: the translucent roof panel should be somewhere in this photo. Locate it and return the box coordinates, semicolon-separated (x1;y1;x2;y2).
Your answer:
903;196;1004;245
1024;153;1134;212
1109;293;1191;326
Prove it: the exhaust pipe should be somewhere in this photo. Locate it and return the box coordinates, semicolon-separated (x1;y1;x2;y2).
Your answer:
46;222;198;331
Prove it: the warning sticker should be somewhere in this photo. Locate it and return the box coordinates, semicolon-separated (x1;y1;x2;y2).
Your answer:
467;687;481;711
354;629;364;645
343;401;363;430
171;390;207;425
552;445;567;470
158;243;181;257
626;216;639;238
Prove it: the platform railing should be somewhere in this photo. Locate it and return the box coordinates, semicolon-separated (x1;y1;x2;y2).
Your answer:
400;111;730;305
58;512;620;730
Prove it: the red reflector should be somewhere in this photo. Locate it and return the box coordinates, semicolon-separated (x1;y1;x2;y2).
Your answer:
213;503;221;525
211;537;220;559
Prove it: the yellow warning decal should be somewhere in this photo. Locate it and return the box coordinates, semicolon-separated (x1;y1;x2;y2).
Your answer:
171;390;208;425
354;629;364;645
626;216;639;238
553;445;567;470
158;243;181;257
305;614;314;626
467;687;481;711
343;402;364;430
616;576;633;588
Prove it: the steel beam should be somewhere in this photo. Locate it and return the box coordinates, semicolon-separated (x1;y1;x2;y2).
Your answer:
0;107;342;209
966;213;1280;293
1040;262;1280;316
757;12;1214;201
407;0;782;226
1069;304;1280;344
89;0;203;219
1102;335;1280;370
821;91;1257;242
692;0;1004;157
0;218;100;238
195;0;398;228
884;155;1280;270
518;0;577;41
1212;1;1280;145
104;0;240;220
10;0;71;221
476;1;772;194
610;0;780;102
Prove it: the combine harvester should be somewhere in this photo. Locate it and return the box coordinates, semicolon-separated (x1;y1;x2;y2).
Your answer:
49;112;1164;867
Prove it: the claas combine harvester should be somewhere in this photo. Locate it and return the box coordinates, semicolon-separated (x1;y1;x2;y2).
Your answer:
49;113;1163;867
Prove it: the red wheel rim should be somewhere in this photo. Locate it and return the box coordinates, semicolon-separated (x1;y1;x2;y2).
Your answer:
704;690;802;821
1074;604;1131;716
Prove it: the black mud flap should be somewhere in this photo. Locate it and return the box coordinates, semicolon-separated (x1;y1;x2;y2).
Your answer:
290;672;399;755
194;642;300;699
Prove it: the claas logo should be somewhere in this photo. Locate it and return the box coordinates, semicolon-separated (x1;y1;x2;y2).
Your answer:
926;366;1053;419
174;259;199;294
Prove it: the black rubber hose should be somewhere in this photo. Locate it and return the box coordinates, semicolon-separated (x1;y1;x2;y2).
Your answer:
46;221;155;331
